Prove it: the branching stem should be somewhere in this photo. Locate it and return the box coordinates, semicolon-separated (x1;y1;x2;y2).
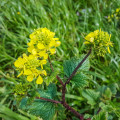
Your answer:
42;49;92;120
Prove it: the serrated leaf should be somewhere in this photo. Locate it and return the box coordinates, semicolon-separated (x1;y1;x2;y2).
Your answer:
63;55;90;77
19;84;57;120
108;83;119;95
19;97;28;110
97;85;107;96
29;99;55;120
82;89;100;107
37;83;57;99
92;111;108;120
71;73;88;88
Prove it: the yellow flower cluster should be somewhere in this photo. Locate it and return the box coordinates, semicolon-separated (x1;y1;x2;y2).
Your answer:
84;29;113;56
108;8;120;22
27;28;61;56
14;28;61;84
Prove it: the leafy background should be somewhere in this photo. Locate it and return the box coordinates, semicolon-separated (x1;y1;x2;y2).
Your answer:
0;0;120;120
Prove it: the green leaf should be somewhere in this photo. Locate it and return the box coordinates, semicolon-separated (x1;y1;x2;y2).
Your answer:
45;69;59;86
108;83;119;95
82;89;100;107
19;97;28;110
37;83;57;99
91;111;108;120
63;55;90;77
103;88;112;100
29;99;55;120
28;83;57;120
99;102;113;112
71;73;88;88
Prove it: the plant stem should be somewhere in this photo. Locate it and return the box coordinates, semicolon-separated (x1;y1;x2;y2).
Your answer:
36;97;61;104
47;49;92;120
48;55;64;86
56;75;64;86
66;48;92;84
48;56;54;72
62;102;84;120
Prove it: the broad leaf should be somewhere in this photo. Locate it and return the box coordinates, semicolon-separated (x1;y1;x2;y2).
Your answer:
28;99;55;120
71;73;88;88
20;84;57;120
82;89;100;107
92;111;108;120
63;55;90;77
37;83;57;99
108;83;119;95
19;97;28;110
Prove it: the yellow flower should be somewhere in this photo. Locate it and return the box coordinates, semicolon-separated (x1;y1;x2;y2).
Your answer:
50;48;56;55
36;76;43;84
27;75;34;82
38;51;48;59
108;8;120;22
37;43;45;49
84;29;113;56
14;27;61;84
116;8;120;12
14;53;47;84
17;12;20;15
14;57;24;68
107;47;111;54
27;28;61;56
24;69;32;75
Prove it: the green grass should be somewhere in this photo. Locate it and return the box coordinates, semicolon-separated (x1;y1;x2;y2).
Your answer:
0;0;120;119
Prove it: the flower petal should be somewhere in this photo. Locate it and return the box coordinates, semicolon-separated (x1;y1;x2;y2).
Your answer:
27;75;33;82
50;48;56;54
37;43;45;49
36;76;43;84
24;69;32;75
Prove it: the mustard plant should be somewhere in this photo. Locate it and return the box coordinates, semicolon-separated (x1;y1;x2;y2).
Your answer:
14;28;114;120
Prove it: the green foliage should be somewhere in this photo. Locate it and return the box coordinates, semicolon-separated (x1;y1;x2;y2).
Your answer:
45;69;59;86
91;111;108;120
103;88;112;100
71;73;88;88
0;0;120;119
82;89;100;107
0;104;37;120
37;83;57;99
19;97;28;110
99;102;120;118
63;55;89;89
28;99;55;120
63;55;90;77
19;84;57;120
108;83;119;95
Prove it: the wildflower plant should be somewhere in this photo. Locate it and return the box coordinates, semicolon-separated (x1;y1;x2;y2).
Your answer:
108;8;120;22
14;28;116;120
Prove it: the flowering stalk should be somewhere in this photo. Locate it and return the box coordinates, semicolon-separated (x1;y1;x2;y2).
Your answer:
14;28;112;120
